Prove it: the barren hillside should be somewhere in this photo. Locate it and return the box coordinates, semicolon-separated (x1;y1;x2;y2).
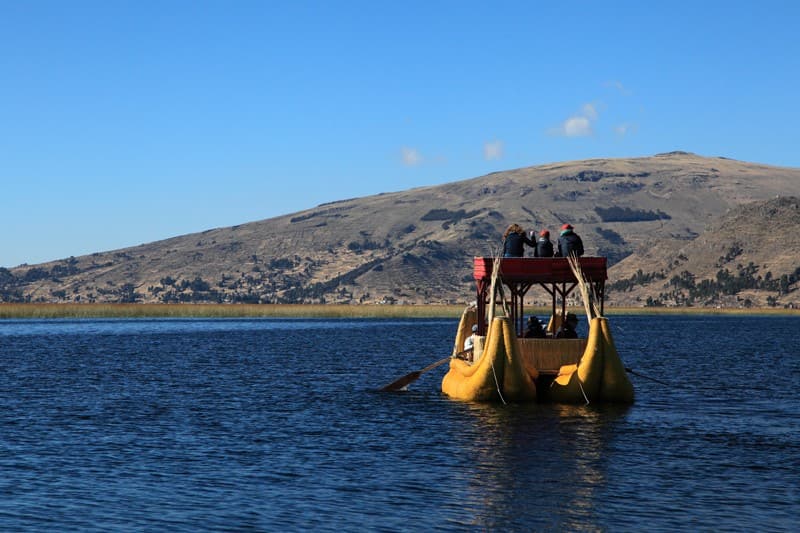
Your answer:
3;152;800;308
607;196;800;307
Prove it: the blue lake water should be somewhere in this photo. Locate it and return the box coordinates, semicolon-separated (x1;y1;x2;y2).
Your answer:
0;315;797;531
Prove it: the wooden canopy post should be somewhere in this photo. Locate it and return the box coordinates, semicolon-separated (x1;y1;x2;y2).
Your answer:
504;281;533;336
475;278;489;336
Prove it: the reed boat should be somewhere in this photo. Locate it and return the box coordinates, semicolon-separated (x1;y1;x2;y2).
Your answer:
441;257;634;404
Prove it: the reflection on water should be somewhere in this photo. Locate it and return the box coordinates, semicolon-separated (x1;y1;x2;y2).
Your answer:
456;403;631;530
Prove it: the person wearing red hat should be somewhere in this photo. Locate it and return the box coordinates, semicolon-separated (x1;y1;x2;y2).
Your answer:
555;223;584;258
533;229;554;257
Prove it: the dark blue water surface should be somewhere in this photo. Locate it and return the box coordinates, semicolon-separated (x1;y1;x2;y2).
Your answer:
1;315;797;531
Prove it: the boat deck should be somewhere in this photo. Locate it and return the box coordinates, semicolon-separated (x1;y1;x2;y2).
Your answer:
517;337;586;373
473;256;608;283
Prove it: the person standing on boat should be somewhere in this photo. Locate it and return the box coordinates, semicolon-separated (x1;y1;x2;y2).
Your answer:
555;223;584;258
556;313;579;338
533;229;554;257
502;224;535;257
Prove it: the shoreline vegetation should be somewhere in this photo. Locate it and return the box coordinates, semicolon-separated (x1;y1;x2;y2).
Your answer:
1;303;799;319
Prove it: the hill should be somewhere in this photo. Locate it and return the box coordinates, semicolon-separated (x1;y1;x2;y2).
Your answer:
608;195;800;308
2;152;800;308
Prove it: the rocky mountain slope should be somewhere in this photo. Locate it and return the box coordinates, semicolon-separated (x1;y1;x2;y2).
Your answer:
2;152;800;308
609;195;800;307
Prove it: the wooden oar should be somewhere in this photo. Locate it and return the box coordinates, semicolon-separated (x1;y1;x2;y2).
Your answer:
379;356;454;392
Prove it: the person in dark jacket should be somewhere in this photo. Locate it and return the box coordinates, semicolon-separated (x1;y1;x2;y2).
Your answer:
533;229;554;257
555;223;584;258
502;224;535;257
523;316;547;338
555;313;579;339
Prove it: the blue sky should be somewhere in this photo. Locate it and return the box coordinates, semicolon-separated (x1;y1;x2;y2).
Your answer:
2;1;799;268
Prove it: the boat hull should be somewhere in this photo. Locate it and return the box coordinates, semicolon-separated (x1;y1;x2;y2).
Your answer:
544;317;634;404
442;317;538;402
443;315;634;404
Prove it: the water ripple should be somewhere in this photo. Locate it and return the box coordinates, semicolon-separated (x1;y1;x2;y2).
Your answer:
0;316;798;531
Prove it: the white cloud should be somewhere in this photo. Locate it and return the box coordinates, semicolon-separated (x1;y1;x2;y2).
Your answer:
401;147;422;166
562;116;593;137
551;102;599;137
483;140;504;160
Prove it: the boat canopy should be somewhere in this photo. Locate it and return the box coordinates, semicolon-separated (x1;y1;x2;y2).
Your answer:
472;257;608;337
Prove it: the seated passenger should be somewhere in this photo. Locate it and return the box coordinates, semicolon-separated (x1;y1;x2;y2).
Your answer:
533;230;554;257
555;313;579;339
462;324;478;361
555;224;584;258
523;316;546;338
502;224;535;257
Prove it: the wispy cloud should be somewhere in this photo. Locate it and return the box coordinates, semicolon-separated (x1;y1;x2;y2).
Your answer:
551;85;636;138
604;80;632;96
614;122;638;137
401;147;422;166
483;140;504;160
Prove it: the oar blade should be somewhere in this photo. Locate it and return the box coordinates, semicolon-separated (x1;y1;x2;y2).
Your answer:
378;357;453;392
379;371;421;392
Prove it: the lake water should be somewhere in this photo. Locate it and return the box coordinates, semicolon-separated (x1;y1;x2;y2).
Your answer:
0;315;797;531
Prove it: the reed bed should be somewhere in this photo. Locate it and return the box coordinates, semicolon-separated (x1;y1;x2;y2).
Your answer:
0;303;797;319
0;303;467;319
602;306;800;316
